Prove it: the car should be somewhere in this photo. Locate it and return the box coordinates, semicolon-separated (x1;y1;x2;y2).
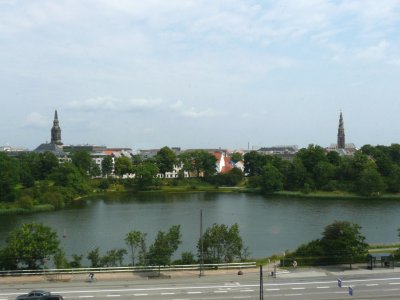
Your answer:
15;290;63;300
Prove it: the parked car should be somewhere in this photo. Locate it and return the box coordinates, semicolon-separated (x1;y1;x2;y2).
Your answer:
16;290;63;300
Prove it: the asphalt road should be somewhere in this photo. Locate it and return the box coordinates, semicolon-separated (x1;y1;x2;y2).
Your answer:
2;268;400;300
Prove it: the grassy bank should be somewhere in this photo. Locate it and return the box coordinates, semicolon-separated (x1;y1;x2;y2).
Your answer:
273;190;400;200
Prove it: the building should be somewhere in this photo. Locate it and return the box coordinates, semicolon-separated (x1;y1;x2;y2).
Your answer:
257;145;298;160
34;110;66;158
327;112;357;155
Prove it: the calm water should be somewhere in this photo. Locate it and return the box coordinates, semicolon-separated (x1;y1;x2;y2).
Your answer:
0;192;398;260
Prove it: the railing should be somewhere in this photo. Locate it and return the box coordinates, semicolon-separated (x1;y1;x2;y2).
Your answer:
0;262;256;277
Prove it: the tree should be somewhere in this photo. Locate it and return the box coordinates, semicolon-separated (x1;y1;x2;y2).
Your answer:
243;151;265;176
114;156;133;177
192;150;217;177
38;152;59;180
87;247;101;267
147;225;181;265
355;164;386;196
5;223;60;269
125;230;147;266
156;146;177;176
260;163;284;193
198;223;244;263
320;221;368;267
101;156;113;177
230;152;243;163
0;153;19;202
133;162;159;190
71;150;92;175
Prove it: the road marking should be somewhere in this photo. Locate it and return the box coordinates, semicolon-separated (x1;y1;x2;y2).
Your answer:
389;282;400;285
106;295;120;297
266;288;280;291
134;294;148;296
366;284;379;286
384;288;400;291
239;289;254;292
79;297;94;298
292;287;305;290
234;297;252;299
214;290;228;293
161;292;175;295
317;286;330;289
285;293;303;296
187;291;202;294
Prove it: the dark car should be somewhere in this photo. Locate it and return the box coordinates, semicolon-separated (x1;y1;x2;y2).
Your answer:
16;290;63;300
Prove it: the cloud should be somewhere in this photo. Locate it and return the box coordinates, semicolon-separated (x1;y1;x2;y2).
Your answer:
354;40;390;61
67;96;163;112
170;100;223;118
23;112;48;128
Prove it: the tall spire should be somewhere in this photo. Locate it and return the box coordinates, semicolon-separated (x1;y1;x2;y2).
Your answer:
51;110;62;145
337;111;345;149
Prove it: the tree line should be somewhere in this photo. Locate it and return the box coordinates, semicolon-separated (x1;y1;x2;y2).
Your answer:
2;143;400;208
244;143;400;196
0;222;247;270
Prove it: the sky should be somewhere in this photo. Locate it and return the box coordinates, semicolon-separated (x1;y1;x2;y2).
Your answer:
1;0;400;150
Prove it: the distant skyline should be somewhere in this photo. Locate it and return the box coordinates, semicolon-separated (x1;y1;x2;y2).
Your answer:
1;1;400;150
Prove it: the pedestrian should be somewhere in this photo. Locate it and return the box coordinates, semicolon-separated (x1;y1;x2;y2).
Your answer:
292;260;297;269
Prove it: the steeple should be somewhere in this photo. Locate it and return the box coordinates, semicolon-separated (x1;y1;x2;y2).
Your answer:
337;111;345;149
51;110;62;145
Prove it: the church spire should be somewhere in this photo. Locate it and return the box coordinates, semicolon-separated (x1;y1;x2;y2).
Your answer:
337;111;345;149
51;110;62;145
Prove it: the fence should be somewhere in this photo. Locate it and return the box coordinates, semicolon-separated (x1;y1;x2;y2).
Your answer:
0;262;256;277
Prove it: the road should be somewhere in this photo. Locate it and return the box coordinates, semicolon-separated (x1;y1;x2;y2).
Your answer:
2;269;400;300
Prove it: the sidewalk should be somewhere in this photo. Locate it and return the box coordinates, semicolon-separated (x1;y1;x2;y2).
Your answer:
275;264;400;279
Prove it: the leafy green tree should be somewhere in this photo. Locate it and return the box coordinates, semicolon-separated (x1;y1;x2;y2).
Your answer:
114;156;133;177
148;225;181;265
230;152;243;163
284;158;308;190
326;151;341;166
54;249;70;268
71;150;92;175
133;162;159;190
89;161;101;177
260;163;284;193
101;248;127;267
192;150;217;177
125;230;147;266
5;223;60;269
198;223;244;263
50;162;90;194
87;247;101;267
70;254;84;268
320;221;368;268
243;151;265;176
156;146;177;176
0;153;19;202
16;194;34;209
38;152;59;180
101;156;114;177
355;164;386;196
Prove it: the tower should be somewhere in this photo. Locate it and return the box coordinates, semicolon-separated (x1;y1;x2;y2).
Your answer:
51;110;62;145
337;111;345;149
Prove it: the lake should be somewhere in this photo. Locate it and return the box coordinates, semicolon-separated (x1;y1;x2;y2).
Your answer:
0;192;398;261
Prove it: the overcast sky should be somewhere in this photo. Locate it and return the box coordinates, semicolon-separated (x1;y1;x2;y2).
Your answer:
1;0;400;150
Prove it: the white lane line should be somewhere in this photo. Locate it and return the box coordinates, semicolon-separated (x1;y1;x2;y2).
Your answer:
292;287;305;290
285;293;303;296
79;297;94;298
266;288;280;291
234;297;252;299
134;294;148;296
161;292;175;295
240;289;254;292
389;282;400;285
335;291;347;294
214;290;228;293
317;286;330;289
187;291;202;294
366;284;379;286
106;295;120;297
